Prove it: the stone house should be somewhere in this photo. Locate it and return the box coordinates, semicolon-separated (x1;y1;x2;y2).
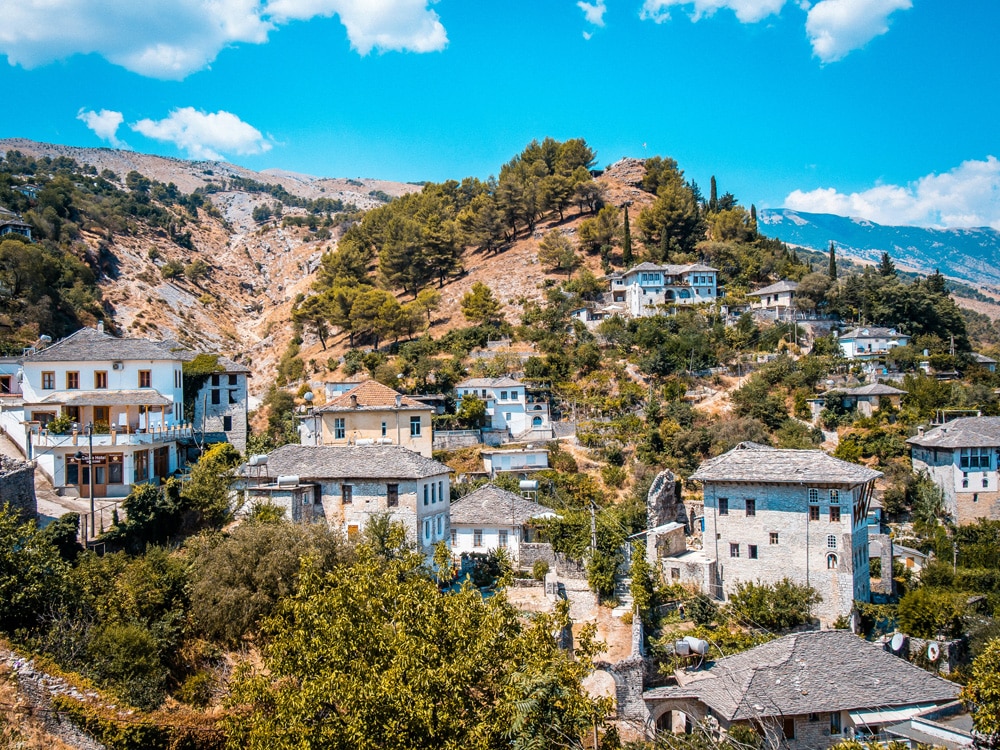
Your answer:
643;630;959;748
609;262;719;317
449;483;556;565
237;444;452;557
690;443;881;624
824;382;906;418
308;380;434;457
748;279;798;311
908;416;1000;523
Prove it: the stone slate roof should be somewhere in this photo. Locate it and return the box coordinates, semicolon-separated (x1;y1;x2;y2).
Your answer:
840;327;907;340
749;279;799;296
241;444;451;481
973;352;997;364
907;417;1000;449
316;380;427;413
157;341;250;373
450;484;556;526
644;630;958;721
456;377;523;389
25;327;178;363
623;262;718;277
690;442;882;485
36;389;171;406
838;383;907;397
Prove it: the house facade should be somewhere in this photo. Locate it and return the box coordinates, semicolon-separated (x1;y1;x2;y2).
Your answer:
1;324;191;499
690;443;881;624
748;279;798;311
827;383;906;417
309;380;434;457
609;262;718;317
449;484;555;564
455;377;551;439
908;417;1000;524
165;346;250;452
481;447;549;476
238;444;452;556
838;327;911;360
644;630;959;749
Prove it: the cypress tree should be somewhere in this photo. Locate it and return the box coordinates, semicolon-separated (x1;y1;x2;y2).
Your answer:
828;241;838;280
709;176;718;213
622;204;633;267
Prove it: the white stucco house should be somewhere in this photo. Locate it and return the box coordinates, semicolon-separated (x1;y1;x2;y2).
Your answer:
908;417;1000;524
690;442;882;624
449;483;555;564
748;279;798;311
481;447;549;476
608;262;718;317
455;377;551;439
838;327;911;360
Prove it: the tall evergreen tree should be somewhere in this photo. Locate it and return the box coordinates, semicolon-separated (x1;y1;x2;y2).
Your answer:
709;175;718;213
828;241;838;280
877;251;896;277
622;203;633;267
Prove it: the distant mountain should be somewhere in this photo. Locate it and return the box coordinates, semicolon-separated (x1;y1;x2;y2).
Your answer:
758;208;1000;289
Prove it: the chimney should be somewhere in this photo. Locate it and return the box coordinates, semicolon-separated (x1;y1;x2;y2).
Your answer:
350;394;358;408
395;394;402;407
97;321;104;334
917;426;924;437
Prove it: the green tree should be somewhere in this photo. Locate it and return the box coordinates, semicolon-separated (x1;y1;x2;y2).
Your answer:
963;637;1000;747
0;504;69;631
461;282;503;326
577;205;619;255
181;442;242;529
828;241;838;280
727;578;821;631
878;251;897;277
622;203;633;267
537;230;579;276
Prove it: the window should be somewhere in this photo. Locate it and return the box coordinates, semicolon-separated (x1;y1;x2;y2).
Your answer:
410;416;421;437
830;712;841;736
341;484;353;504
963;479;970;488
211;374;220;387
985;478;991;488
783;718;795;740
347;524;360;538
387;483;399;507
827;553;838;569
830;506;841;522
211;389;220;405
134;450;149;482
748;545;758;559
42;371;55;390
809;506;820;521
381;421;387;437
745;498;756;517
473;529;483;547
94;371;107;389
229;374;238;386
424;520;431;540
436;516;443;535
729;543;740;558
138;370;151;388
961;447;991;470
808;713;820;723
63;371;78;389
108;455;123;484
229;390;238;404
423;485;429;506
500;391;508;400
66;406;80;422
827;535;837;549
66;456;79;485
808;488;820;504
450;528;457;546
334;418;346;439
223;416;233;431
498;530;508;548
438;481;444;503
718;498;729;516
829;489;840;504
431;482;437;503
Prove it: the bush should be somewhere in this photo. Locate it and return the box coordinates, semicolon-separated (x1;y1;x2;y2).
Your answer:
531;559;550;581
88;622;168;710
727;578;821;632
160;260;183;279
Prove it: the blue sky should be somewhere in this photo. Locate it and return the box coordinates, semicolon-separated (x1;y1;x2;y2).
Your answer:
1;0;998;228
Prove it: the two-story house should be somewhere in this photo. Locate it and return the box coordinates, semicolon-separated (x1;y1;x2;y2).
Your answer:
455;377;551;439
308;380;434;457
838;327;911;360
608;262;718;317
449;484;555;565
908;417;1000;524
238;444;452;557
747;279;798;312
690;442;882;624
4;324;191;499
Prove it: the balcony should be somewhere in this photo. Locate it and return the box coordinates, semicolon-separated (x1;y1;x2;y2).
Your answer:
31;423;194;449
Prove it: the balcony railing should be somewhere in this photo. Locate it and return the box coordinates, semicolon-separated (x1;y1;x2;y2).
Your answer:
32;423;194;448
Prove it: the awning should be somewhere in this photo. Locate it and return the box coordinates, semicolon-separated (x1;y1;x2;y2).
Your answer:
36;390;171;407
850;704;939;726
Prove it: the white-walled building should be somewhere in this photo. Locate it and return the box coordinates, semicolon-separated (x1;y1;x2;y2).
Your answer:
481;447;549;476
838;327;911;360
238;444;452;557
608;262;718;317
455;377;551;439
690;442;881;624
908;417;1000;524
748;279;798;311
449;484;555;564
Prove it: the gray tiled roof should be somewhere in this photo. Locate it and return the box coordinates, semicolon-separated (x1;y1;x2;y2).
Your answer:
623;262;718;276
644;630;958;721
690;442;882;485
36;389;171;406
241;444;451;481
749;279;799;296
456;377;523;389
450;484;556;526
25;327;178;363
907;417;1000;449
838;383;907;397
840;327;907;340
157;341;250;373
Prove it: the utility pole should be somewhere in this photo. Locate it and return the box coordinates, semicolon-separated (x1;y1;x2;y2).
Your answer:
85;422;95;537
590;500;598;554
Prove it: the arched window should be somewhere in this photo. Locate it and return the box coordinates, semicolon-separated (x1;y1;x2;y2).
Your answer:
827;553;838;570
827;535;837;549
532;416;543;427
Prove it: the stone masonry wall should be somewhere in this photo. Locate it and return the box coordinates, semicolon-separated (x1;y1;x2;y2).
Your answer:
0;455;36;520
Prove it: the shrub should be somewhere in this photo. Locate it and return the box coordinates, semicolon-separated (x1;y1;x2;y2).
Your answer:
531;560;550;581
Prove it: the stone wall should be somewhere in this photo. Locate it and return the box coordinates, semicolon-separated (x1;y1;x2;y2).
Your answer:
0;455;36;520
520;541;556;568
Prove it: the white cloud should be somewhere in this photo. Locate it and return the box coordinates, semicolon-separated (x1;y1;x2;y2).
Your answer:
784;157;1000;230
0;0;447;79
578;1;608;27
640;0;787;24
805;0;911;63
77;109;127;148
130;108;273;161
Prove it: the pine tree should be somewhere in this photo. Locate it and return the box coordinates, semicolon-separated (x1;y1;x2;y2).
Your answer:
877;251;896;277
828;241;838;280
622;204;633;267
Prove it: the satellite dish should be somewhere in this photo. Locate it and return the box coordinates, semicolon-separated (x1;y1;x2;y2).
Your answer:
927;642;941;661
304;391;314;402
890;633;905;652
